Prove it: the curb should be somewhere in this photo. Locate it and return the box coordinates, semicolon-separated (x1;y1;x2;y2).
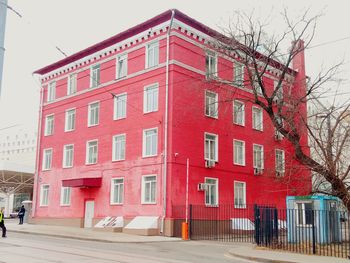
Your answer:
228;251;297;263
7;229;183;244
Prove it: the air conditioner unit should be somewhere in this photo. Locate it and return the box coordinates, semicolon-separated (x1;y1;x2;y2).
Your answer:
198;183;208;191
254;168;264;175
274;131;283;141
276;171;285;177
205;160;215;168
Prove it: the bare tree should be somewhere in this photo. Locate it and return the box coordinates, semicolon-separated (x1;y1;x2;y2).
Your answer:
211;9;350;209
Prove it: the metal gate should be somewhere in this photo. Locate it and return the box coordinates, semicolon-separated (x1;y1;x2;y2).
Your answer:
254;205;279;246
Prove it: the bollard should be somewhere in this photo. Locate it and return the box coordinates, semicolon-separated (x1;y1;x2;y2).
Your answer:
182;222;189;240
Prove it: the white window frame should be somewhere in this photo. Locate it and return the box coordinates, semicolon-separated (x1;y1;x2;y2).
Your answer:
234;61;244;86
63;144;74;168
40;184;49;206
205;50;217;78
233;100;245;126
90;64;100;88
142;128;158;157
296;202;313;226
145;41;159;68
44;114;54;136
116;53;128;79
60;187;71;206
204;133;218;162
112;134;126;161
252;106;263;131
88;101;100;127
205;90;218;118
233;140;246;166
113;93;127;120
42;148;53;171
275;149;285;174
47;81;56;102
141;175;157;204
274;80;283;101
253;144;264;169
110;178;124;205
205;177;218;206
234;181;246;209
67;73;77;95
65;108;76;132
86;140;98;165
143;83;159;113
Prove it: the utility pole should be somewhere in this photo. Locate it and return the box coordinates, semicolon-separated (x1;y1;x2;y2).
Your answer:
0;0;8;97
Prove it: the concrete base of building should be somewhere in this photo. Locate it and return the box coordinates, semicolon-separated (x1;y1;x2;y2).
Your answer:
28;217;176;237
29;217;83;228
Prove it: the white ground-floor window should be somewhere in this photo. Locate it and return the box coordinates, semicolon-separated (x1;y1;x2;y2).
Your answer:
141;175;156;204
205;178;218;206
60;187;71;206
40;184;49;206
110;178;124;205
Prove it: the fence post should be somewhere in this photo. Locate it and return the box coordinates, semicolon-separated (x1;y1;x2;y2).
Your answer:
189;204;193;239
312;209;316;254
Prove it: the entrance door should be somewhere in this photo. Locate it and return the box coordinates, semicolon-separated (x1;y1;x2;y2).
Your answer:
84;200;95;228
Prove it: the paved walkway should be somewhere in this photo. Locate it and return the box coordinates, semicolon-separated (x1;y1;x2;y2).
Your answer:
4;220;349;262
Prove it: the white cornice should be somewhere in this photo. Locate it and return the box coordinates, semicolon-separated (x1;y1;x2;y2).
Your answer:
40;21;170;81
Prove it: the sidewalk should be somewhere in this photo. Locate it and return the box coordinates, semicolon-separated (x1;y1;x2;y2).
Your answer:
5;220;180;243
5;220;349;262
228;243;349;263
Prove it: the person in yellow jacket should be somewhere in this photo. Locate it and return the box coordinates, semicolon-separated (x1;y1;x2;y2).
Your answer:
0;207;6;238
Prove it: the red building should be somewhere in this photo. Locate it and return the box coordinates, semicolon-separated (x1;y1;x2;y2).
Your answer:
32;10;310;235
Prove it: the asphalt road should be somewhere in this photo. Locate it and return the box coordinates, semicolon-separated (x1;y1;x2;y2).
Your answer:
0;232;251;263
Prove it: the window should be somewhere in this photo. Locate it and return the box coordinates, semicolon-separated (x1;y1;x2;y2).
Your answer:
143;84;158;113
275;149;285;174
86;140;98;164
205;178;218;206
234;181;246;208
233;100;245;125
234;140;245;166
296;202;313;225
88;102;99;127
116;54;127;78
253;144;264;169
67;73;77;95
40;185;49;206
143;128;158;157
112;134;126;161
206;50;217;78
111;178;124;204
274;80;283;101
205;91;218;118
204;133;218;162
42;149;52;170
60;187;71;206
90;64;100;88
113;93;127;120
142;175;156;204
146;42;159;68
65;109;76;132
252;107;263;131
47;81;56;102
252;74;263;94
63;144;74;168
44;115;54;136
234;62;244;86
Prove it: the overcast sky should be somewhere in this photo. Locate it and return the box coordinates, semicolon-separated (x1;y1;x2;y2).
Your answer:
0;0;349;130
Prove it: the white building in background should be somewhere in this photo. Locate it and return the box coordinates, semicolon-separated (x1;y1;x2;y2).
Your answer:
0;124;36;216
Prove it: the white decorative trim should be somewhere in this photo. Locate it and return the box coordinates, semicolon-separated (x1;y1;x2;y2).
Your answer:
39;22;170;81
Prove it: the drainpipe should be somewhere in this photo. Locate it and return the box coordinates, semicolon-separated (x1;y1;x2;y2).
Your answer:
32;82;44;217
161;9;175;234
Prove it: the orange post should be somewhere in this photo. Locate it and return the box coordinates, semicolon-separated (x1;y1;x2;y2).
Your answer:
182;222;189;240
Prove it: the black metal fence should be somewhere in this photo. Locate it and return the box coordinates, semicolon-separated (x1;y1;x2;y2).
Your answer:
172;204;350;258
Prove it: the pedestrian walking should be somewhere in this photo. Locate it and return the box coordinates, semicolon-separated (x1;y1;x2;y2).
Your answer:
0;207;6;238
18;205;25;225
